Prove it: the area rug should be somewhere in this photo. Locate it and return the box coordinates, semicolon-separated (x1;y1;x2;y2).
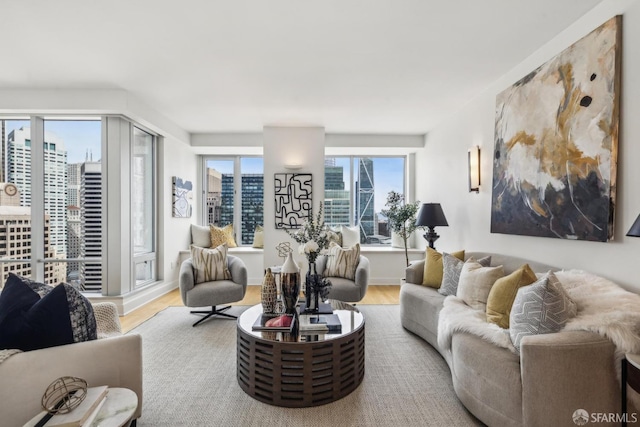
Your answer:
129;305;482;427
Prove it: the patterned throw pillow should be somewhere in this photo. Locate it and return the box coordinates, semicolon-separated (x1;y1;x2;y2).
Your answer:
210;224;237;248
326;227;342;247
191;244;232;284
422;248;465;288
456;261;504;311
325;242;360;280
440;255;491;296
509;271;578;353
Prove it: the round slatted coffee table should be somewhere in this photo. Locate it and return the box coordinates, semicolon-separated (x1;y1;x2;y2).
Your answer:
236;301;365;407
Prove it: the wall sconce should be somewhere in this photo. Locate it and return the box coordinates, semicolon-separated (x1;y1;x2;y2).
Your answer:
284;164;303;170
468;145;481;193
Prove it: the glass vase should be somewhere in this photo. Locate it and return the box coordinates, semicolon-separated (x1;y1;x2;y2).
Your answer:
305;262;320;313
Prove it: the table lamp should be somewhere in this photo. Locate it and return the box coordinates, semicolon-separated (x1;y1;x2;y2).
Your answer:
627;214;640;237
415;203;449;250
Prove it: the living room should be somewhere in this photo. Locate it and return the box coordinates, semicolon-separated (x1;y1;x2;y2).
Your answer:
2;0;640;426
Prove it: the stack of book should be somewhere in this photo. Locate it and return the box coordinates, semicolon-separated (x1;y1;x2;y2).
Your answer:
39;385;109;427
251;314;296;332
299;314;342;334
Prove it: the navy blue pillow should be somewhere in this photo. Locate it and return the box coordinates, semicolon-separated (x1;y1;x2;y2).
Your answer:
0;274;74;351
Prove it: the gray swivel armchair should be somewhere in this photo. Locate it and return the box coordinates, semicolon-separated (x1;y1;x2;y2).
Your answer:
316;255;370;303
179;255;248;326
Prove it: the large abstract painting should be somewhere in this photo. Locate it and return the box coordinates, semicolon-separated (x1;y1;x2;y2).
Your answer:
491;16;621;242
172;176;193;218
274;173;312;229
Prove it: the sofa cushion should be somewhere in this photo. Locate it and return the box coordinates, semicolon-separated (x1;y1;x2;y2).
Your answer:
210;224;237;248
456;261;504;311
325;242;360;280
190;244;232;283
0;274;97;351
440;255;491;296
340;225;360;248
486;264;537;329
252;225;264;248
422;248;465;288
191;224;212;248
509;271;578;353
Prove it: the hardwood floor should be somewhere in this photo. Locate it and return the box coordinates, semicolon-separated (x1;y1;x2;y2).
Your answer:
120;285;400;333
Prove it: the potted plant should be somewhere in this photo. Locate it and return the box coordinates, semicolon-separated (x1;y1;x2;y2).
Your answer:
381;191;420;267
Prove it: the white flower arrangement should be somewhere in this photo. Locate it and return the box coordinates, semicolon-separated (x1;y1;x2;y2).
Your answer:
286;202;331;264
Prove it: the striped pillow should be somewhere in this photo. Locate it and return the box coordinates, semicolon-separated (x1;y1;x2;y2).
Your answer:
325;242;360;280
190;244;232;284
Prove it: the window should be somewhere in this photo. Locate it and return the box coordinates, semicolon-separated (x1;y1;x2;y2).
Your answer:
202;157;263;245
324;156;406;245
132;127;156;288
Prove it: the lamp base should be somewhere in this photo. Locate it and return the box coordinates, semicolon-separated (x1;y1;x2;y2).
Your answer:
423;228;440;250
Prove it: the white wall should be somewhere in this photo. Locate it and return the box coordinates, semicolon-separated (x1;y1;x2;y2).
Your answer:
415;0;640;291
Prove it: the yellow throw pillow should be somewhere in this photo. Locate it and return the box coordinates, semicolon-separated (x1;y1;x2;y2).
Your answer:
325;242;360;280
210;224;237;248
190;244;232;284
486;264;537;329
422;247;464;288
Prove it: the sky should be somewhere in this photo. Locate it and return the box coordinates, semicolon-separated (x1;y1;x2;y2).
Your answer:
207;156;405;213
4;119;102;164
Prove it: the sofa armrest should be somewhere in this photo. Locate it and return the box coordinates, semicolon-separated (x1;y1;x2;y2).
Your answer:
0;334;143;426
406;259;424;285
520;331;619;427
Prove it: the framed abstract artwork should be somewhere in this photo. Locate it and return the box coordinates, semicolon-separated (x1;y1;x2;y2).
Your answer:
172;176;193;218
491;16;621;242
274;173;312;229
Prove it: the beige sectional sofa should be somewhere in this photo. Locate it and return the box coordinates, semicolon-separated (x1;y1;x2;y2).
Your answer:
0;303;143;427
400;252;620;427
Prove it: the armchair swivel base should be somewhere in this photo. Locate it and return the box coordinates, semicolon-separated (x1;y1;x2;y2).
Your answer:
190;305;237;327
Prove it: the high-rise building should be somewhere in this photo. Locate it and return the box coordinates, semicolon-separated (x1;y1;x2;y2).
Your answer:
324;163;350;226
67;205;81;283
67;163;82;207
80;161;102;291
357;158;375;243
5;127;68;258
206;168;222;225
240;174;263;245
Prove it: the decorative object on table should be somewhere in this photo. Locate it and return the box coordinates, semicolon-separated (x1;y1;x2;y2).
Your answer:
252;314;295;332
42;385;109;427
274;173;313;229
261;268;277;314
286;202;331;313
41;376;88;415
415;203;449;250
491;16;621;242
172;176;193;218
274;299;285;315
381;191;421;266
280;252;300;314
275;241;293;260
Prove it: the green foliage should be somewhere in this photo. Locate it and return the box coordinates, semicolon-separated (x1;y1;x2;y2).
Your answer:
381;191;420;266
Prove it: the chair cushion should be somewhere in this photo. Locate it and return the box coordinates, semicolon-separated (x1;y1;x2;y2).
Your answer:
209;224;237;248
191;224;212;247
191;244;232;284
325;242;360;280
0;274;97;351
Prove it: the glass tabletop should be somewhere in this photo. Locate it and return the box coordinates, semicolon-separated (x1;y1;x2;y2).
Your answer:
238;300;364;343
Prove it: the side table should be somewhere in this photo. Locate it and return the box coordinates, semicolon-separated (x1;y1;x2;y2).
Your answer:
24;387;138;427
622;354;640;427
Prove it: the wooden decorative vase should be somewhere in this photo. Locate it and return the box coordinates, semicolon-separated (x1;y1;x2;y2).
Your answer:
261;268;277;314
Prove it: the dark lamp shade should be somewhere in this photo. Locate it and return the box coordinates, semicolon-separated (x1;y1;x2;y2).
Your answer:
627;214;640;237
415;203;449;228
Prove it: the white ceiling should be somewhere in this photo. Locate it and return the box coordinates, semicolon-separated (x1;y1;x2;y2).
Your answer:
2;0;602;135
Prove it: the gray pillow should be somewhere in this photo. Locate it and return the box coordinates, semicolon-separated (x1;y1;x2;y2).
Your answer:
440;255;491;296
509;271;578;353
191;224;211;248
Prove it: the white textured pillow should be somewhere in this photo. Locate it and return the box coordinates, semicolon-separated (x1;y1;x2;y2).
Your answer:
456;261;504;310
190;244;231;284
325;242;360;280
191;224;212;248
340;225;360;248
510;271;578;353
252;225;264;248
